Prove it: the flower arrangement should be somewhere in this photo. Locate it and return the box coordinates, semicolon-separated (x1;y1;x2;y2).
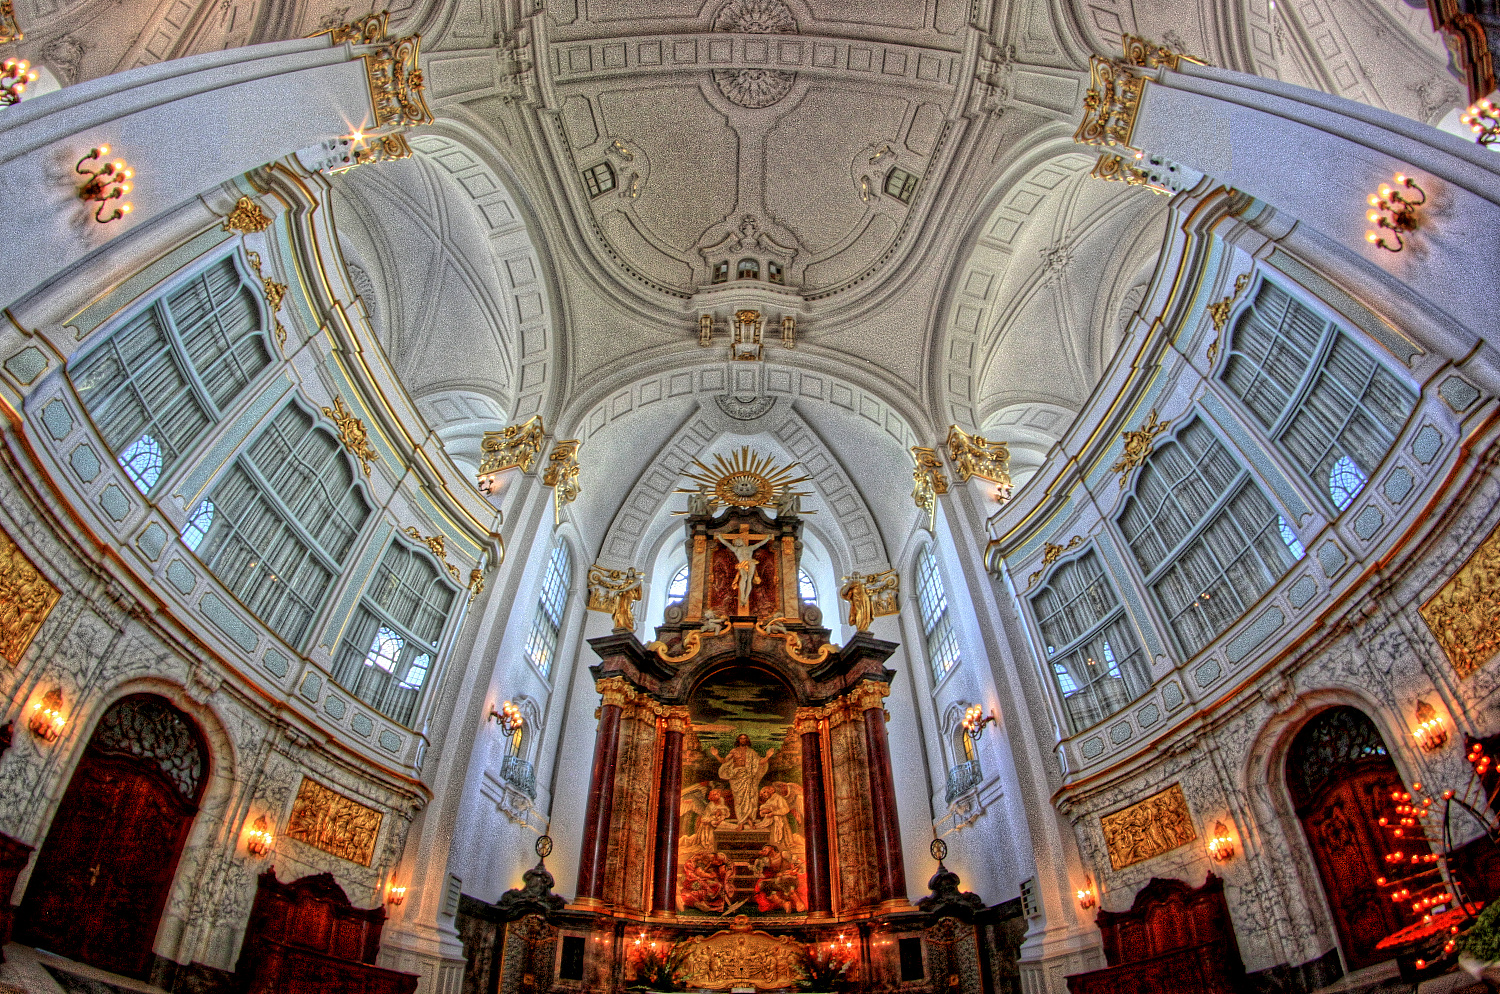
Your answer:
627;934;683;992
798;942;856;992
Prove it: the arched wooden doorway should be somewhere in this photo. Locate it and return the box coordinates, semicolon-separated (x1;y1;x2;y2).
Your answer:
18;694;209;978
1286;705;1426;971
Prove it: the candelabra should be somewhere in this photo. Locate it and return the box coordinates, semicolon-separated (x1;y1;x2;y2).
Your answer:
1413;699;1448;752
244;815;273;857
387;884;406;906
75;146;134;223
489;699;524;734
1365;174;1424;253
962;703;996;741
1;57;35;107
1461;99;1500;146
28;687;64;742
1076;876;1097;910
1207;821;1235;862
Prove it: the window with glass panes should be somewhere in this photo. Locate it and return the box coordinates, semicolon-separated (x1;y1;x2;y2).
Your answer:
331;540;458;726
1117;419;1302;660
916;546;961;681
193;402;373;648
582;162;616;197
1220;279;1415;513
71;254;271;495
1029;551;1149;733
524;542;572;677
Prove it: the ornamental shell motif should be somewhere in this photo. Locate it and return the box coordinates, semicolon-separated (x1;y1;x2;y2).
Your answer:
712;0;798;109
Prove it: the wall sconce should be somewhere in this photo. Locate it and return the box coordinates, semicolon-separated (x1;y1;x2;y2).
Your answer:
1;58;36;107
1207;821;1235;863
387;884;406;906
75;146;133;223
1413;699;1447;752
961;704;996;741
28;687;64;742
1462;99;1500;146
1364;174;1424;253
488;700;524;734
1076;876;1096;910
245;815;273;857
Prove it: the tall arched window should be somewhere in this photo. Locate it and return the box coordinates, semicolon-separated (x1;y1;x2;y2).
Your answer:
71;254;272;495
1029;551;1149;733
916;546;961;681
193;402;373;647
332;539;459;726
525;542;573;678
1118;418;1301;659
1221;279;1415;513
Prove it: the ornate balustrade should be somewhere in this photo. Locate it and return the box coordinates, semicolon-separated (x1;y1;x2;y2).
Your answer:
501;755;536;799
945;759;982;804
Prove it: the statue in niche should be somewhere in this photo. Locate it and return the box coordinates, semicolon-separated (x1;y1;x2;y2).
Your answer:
712;733;775;828
716;524;773;614
840;575;874;632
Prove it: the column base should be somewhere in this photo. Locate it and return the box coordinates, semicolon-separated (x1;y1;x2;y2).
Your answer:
1018;946;1105;994
877;898;915;914
568;896;607;911
379;922;467;994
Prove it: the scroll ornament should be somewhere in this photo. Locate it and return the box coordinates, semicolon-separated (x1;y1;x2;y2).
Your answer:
478;415;547;488
245;251;288;348
1109;409;1169;488
911;446;949;531
541;439;581;523
839;569;899;632
1074;55;1146;151
404;526;460;582
321;396;379;476
221;196;272;234
318;12;433;130
755;616;836;666
945;425;1012;496
645;610;728;664
1205;273;1252;365
588;565;644;631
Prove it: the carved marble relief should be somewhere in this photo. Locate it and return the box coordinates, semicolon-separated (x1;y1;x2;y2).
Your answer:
1420;520;1500;677
285;776;384;866
1099;783;1197;870
0;522;61;665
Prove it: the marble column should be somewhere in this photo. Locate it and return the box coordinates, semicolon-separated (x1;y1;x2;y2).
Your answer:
795;708;832;916
854;680;905;906
651;707;690;914
576;676;630;906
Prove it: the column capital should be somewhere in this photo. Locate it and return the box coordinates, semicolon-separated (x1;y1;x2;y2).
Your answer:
664;706;693;734
596;674;635;708
848;679;892;714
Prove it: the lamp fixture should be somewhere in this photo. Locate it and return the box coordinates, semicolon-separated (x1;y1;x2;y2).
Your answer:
1076;876;1096;910
1364;173;1424;252
387;884;407;906
245;815;273;857
28;687;64;742
489;699;524;734
1413;699;1448;752
961;704;996;741
1;58;36;107
75;146;133;223
1207;821;1235;863
1461;99;1500;145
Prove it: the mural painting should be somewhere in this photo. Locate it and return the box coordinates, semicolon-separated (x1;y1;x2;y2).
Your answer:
679;668;806;916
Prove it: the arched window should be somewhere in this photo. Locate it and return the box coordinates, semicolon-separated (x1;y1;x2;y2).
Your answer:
798;568;816;604
737;259;759;280
1118;418;1301;659
667;564;690;602
182;498;214;551
524;542;573;678
192;402;373;648
1030;550;1150;733
71;254;271;495
332;539;459;725
916;546;960;681
1221;279;1415;514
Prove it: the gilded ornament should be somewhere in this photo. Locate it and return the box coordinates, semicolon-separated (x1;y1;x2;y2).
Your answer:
644;612;727;664
1205;273;1252;365
587;565;645;631
221;196;272;234
1120;33;1205;70
1073;56;1146;151
0;523;61;665
321;395;379;476
1091;153;1169;195
404;526;460;582
477;414;546;486
1026;534;1085;589
349;132;414;170
755;616;837;666
285;776;384;866
541;439;581;524
839;569;899;631
245;251;288;349
1109;409;1170;488
674;446;811;512
730;308;764;361
315;11;390;45
945;425;1013;497
1421;520;1500;677
673;928;807;991
0;0;21;44
468;567;486;603
1100;783;1197;870
318;11;433;129
912;446;949;532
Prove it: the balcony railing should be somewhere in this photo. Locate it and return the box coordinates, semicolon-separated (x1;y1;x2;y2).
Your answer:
501;755;536;799
945;759;983;804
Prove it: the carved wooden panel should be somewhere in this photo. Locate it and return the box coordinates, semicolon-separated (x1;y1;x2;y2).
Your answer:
674;928;807;991
1421;522;1500;677
0;523;60;665
1099;783;1197;870
285;777;383;866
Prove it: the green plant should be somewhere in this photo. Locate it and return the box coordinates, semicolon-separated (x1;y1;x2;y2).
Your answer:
627;938;683;992
1463;903;1500;962
798;945;855;992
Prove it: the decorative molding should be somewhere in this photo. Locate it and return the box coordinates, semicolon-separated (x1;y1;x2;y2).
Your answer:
221;196;272;234
0;523;60;665
467;567;486;603
711;0;799;109
1100;782;1197;870
1109;409;1170;488
1120;33;1205;71
403;526;460;582
911;446;949;532
946;425;1012;490
320;396;379;476
1421;519;1500;678
245;251;288;349
478;415;546;479
1073;56;1146;152
675;927;806;990
1205;273;1251;365
285;776;384;866
1027;535;1083;590
541;439;581;524
321;11;433;129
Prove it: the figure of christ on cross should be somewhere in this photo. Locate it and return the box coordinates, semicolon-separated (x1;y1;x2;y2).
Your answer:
715;523;774;615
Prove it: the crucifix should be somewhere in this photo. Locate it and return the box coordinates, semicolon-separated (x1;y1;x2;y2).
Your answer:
715;523;773;614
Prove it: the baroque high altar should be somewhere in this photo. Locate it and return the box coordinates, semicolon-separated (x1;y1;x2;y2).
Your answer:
465;471;987;992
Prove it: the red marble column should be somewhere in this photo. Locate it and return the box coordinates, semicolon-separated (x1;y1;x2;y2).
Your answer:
796;709;832;916
650;707;690;914
856;681;906;906
576;677;629;906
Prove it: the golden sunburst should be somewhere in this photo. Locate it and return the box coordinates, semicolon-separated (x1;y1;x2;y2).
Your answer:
674;447;813;511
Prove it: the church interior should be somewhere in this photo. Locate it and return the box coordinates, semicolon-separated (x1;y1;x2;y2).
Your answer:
2;1;1500;992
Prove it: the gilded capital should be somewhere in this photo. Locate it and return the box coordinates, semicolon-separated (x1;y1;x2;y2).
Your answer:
848;680;892;714
1074;56;1146;151
596;675;634;709
664;706;693;734
793;707;824;736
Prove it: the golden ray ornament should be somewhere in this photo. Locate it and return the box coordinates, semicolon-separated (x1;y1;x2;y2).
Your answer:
673;446;812;512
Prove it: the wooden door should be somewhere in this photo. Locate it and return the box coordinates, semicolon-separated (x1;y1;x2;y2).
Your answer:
1287;706;1425;971
18;695;207;979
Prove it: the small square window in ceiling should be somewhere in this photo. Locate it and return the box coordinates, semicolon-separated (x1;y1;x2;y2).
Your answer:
737;259;759;280
885;167;918;203
768;260;784;284
582;162;616;198
712;260;729;284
